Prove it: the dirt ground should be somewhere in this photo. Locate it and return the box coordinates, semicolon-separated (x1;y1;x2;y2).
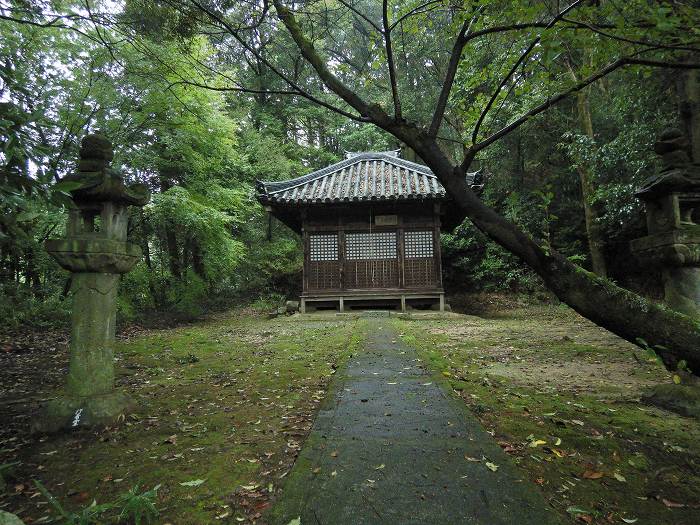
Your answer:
396;305;700;524
1;303;699;524
0;312;360;524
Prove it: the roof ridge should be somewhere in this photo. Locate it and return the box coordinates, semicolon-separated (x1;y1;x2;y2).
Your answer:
259;152;435;196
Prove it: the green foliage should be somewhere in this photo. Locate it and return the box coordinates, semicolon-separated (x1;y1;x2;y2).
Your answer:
116;484;160;525
33;479;160;525
0;284;71;330
1;0;696;326
163;271;208;319
34;479;113;525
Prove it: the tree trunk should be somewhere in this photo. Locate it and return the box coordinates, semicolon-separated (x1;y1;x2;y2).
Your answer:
188;237;206;278
138;208;159;302
272;0;700;374
568;61;608;277
159;174;182;280
164;228;181;280
574;89;608;277
679;68;700;162
408;134;700;374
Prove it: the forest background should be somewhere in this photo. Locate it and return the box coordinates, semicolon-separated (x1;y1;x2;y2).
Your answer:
0;0;682;328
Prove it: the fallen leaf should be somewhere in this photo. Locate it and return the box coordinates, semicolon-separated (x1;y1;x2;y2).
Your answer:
73;492;90;503
464;456;481;462
554;438;562;446
164;435;178;445
581;471;604;479
673;374;681;384
613;472;626;482
529;439;547;448
661;498;685;508
330;451;338;458
374;464;385;470
286;519;301;525
180;479;206;487
485;462;499;472
621;518;638;524
571;420;585;426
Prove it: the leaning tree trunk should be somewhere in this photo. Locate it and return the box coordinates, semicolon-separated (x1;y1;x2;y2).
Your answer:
271;0;700;375
410;137;700;374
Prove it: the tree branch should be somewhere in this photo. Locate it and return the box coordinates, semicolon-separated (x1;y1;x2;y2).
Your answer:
471;0;585;145
383;0;401;119
428;14;475;136
427;17;581;137
560;17;700;53
272;1;393;125
474;56;700;153
389;1;444;31
186;0;368;122
336;0;382;33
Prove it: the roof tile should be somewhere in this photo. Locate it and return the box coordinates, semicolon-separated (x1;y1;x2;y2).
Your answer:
256;151;480;204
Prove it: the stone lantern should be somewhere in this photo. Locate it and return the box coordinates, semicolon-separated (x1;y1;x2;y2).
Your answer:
631;128;700;317
34;133;149;432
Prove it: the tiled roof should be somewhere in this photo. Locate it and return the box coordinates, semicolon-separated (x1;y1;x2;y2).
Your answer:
256;151;481;204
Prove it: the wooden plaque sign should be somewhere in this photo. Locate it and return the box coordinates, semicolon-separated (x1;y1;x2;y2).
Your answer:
375;214;398;226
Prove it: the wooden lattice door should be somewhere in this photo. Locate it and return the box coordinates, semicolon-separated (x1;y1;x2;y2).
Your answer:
308;233;341;290
403;230;437;288
344;231;399;289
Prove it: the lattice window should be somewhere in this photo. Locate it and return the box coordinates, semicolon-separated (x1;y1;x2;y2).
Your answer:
346;232;397;260
309;234;338;261
405;230;433;258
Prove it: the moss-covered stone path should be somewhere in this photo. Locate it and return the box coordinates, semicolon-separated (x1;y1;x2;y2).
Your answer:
269;316;562;524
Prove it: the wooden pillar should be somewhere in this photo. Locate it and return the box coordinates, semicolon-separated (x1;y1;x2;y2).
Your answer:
301;298;306;314
400;295;406;312
301;209;309;294
339;214;346;291
397;224;405;289
439;293;445;312
433;203;443;289
339;296;345;313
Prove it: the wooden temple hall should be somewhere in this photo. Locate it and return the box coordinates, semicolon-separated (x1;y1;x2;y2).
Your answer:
256;150;482;313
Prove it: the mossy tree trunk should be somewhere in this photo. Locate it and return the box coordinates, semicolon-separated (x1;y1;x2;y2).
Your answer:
407;131;700;374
